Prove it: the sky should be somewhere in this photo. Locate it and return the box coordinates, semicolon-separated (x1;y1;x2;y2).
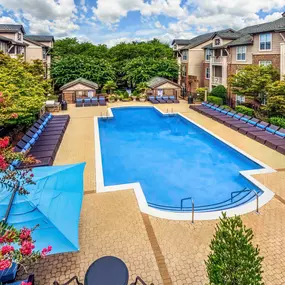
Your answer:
0;0;284;46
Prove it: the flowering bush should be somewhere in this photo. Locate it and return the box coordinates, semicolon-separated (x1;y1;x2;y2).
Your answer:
0;222;52;272
0;136;38;195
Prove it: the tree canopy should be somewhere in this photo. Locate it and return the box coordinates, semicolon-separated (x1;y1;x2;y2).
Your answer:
51;38;178;90
0;53;52;126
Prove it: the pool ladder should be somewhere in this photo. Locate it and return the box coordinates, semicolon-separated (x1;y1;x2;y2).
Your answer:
166;108;175;116
179;188;259;224
100;111;109;120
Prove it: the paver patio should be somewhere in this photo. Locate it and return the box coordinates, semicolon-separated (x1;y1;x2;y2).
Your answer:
27;101;285;284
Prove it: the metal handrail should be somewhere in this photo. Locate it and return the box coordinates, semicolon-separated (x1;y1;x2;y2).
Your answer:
180;197;194;223
231;188;259;213
53;276;83;285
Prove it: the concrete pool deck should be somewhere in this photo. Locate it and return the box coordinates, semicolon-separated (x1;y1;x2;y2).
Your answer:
29;100;285;285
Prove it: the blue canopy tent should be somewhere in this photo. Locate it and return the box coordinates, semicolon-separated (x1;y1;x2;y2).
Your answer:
0;163;85;254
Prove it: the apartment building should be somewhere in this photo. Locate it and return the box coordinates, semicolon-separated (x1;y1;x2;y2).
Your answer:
173;13;285;101
0;24;54;78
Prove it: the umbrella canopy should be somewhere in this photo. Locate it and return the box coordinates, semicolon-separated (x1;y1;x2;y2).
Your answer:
0;163;85;254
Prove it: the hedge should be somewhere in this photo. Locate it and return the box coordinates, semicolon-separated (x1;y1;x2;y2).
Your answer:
269;117;285;128
235;106;254;116
207;96;223;105
210;85;227;101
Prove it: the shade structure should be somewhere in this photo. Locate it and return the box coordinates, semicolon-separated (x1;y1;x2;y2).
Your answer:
0;163;85;254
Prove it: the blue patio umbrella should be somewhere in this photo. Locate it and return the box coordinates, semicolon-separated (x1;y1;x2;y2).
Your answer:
0;163;86;254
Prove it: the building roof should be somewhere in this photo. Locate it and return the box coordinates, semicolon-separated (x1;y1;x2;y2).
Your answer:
212;31;242;40
0;35;28;46
172;39;193;45
60;78;99;91
23;37;48;47
179;28;235;50
238;16;285;35
147;77;181;89
24;35;54;42
227;34;253;47
0;24;25;34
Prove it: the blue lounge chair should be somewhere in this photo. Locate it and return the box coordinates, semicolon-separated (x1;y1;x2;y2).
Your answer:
99;96;106;106
148;96;159;104
156;96;166;103
169;96;179;103
91;97;98;106
76;98;83;107
162;96;172;103
84;98;91;107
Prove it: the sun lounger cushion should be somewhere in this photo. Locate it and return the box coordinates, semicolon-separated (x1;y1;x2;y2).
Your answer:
266;127;277;134
247;120;257;125
275;131;285;138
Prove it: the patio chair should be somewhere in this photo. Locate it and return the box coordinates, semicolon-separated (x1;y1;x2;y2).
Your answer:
261;128;285;149
148;96;159;104
162;96;172;103
76;98;83;107
169;95;179;103
277;145;285;155
130;276;154;285
239;121;270;135
91;97;98;106
155;96;166;103
84;98;91;107
247;124;279;142
99;96;107;106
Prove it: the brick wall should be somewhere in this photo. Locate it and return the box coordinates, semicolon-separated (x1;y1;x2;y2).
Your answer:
252;54;280;71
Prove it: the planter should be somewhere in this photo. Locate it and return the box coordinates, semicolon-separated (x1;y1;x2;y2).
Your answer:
108;99;115;103
139;98;146;102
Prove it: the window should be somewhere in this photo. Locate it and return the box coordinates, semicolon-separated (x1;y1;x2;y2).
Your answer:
236;46;246;61
17;33;21;41
205;49;211;61
215;38;221;46
205;67;210;79
181;50;188;61
236;95;245;104
260;33;272;50
259;60;272;66
42;48;47;59
16;46;23;54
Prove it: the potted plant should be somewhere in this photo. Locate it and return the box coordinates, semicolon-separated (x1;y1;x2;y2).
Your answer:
139;94;147;102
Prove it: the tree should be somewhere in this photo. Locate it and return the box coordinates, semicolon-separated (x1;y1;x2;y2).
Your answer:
0;53;52;126
229;65;280;102
136;82;148;95
206;213;264;285
51;55;116;89
103;80;117;94
210;85;227;102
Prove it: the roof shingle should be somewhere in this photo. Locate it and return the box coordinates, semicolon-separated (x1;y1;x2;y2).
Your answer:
24;35;54;42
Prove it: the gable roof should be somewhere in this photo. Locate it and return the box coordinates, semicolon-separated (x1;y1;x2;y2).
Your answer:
0;35;28;46
172;39;193;45
60;78;99;91
212;31;242;40
227;34;253;47
238;16;285;35
23;37;48;47
0;24;25;34
179;29;235;50
147;77;181;89
24;35;54;42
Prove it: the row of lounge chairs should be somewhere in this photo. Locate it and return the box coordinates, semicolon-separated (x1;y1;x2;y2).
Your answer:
13;113;70;168
76;97;106;107
148;96;179;104
190;102;285;155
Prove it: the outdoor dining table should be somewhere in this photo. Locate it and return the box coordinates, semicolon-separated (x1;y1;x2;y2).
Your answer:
84;256;129;285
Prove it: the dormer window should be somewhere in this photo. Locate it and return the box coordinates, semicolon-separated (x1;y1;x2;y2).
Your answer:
17;33;21;41
215;38;221;46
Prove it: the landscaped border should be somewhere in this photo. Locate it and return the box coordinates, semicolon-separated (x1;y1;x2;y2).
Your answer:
94;106;276;221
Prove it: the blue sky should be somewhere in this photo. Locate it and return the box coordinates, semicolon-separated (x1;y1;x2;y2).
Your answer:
0;0;284;46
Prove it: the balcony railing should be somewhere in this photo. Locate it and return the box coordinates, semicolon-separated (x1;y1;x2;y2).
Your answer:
210;56;227;65
212;76;222;85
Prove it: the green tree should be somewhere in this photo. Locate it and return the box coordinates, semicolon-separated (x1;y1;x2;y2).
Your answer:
0;53;51;126
103;80;117;94
206;213;264;285
210;85;227;102
51;55;116;89
229;65;279;102
136;82;148;95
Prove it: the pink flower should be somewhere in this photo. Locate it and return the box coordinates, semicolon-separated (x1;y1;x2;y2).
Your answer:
41;245;52;257
19;228;31;240
20;282;32;285
20;241;35;256
0;259;11;271
10;113;18;119
0;155;8;171
0;137;9;148
1;245;14;255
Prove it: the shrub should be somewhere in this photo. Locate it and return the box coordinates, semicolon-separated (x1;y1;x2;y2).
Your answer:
207;96;223;105
210;85;227;102
206;213;264;285
269;117;285;128
235;105;254;116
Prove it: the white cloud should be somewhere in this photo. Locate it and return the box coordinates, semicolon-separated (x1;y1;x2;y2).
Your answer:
0;16;16;24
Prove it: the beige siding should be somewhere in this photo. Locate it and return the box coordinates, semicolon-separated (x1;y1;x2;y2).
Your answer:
25;43;43;62
157;82;180;89
252;32;284;54
230;45;253;64
212;37;232;48
39;41;53;48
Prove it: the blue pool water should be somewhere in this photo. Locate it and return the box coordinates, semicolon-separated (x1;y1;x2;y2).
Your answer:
98;107;263;210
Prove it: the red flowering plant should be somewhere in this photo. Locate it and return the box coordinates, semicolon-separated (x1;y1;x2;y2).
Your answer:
0;136;38;195
0;222;52;272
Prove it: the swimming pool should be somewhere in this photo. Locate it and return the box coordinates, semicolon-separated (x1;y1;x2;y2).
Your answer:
95;106;275;220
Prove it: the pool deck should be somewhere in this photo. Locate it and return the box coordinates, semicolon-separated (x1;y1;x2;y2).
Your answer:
30;101;285;285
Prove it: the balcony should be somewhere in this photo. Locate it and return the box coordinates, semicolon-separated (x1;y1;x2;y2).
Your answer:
212;76;222;85
210;56;227;66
